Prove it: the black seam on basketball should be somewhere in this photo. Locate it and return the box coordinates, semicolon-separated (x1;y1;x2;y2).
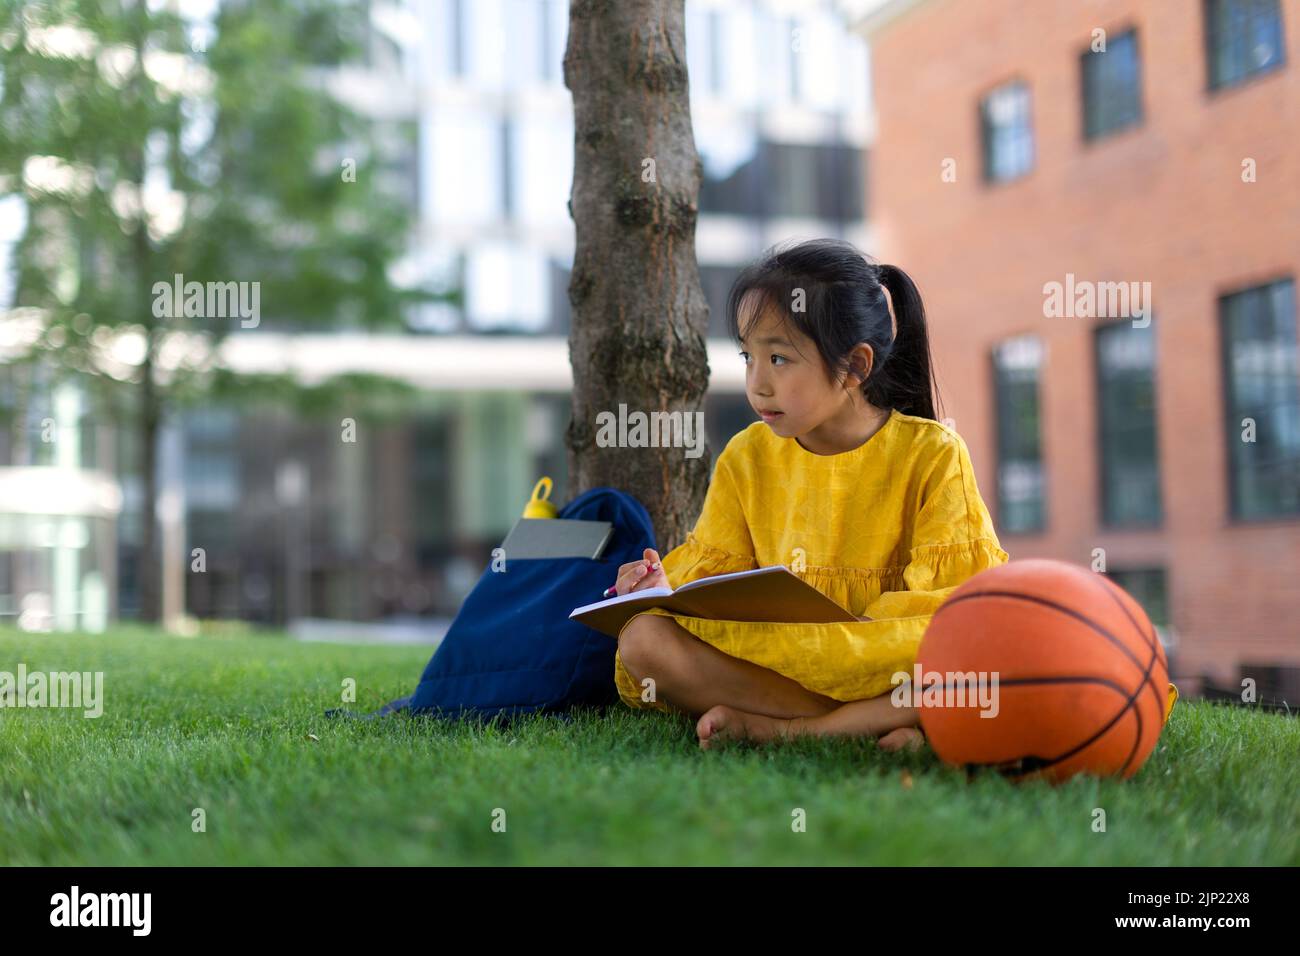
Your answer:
947;677;1132;776
951;676;1133;780
1091;572;1160;657
1063;575;1156;778
942;575;1167;725
930;591;1162;776
948;675;1132;691
1040;683;1144;777
1091;573;1167;732
1120;698;1144;777
933;590;1151;684
1081;582;1163;775
1122;646;1160;775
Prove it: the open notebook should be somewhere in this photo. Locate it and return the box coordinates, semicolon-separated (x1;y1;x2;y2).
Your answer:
569;565;863;638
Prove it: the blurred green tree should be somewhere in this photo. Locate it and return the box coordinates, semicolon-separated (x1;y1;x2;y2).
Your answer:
0;0;433;622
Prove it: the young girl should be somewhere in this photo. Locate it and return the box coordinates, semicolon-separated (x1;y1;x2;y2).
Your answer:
609;238;1010;752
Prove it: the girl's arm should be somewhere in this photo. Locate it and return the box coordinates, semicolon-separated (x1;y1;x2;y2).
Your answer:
657;443;757;590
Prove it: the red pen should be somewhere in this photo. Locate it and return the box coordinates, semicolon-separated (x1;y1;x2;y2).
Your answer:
604;560;659;598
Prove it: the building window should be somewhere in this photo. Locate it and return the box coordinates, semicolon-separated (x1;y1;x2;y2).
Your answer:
704;392;759;461
500;120;513;220
404;246;465;333
696;119;761;216
424;109;504;225
686;8;715;99
1081;28;1143;140
755;10;796;105
715;6;760;108
791;12;844;111
992;335;1046;533
371;119;420;212
548;258;572;335
1205;0;1287;90
708;9;724;95
980;80;1034;183
697;139;864;222
538;0;555;83
183;408;240;514
698;263;743;338
463;0;509;89
764;141;818;220
511;113;573;227
1095;319;1162;526
465;242;548;332
412;415;454;565
450;0;466;77
786;17;800;101
1220;277;1299;519
539;0;567;85
1105;567;1170;638
766;141;865;222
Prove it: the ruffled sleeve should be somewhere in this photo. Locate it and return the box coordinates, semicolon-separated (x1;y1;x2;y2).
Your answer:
863;539;1009;621
864;434;1009;621
659;442;757;589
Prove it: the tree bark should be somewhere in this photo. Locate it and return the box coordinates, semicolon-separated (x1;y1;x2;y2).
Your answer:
137;344;161;624
563;0;712;553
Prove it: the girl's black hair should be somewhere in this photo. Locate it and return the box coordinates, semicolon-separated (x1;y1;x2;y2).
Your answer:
724;238;943;422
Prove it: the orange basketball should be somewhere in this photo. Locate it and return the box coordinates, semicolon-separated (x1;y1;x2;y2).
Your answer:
915;559;1171;784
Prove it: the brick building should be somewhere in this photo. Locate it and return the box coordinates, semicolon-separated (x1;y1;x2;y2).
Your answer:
848;0;1299;697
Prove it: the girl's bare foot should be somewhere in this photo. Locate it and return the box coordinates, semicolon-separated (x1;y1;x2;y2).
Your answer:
877;726;926;752
696;704;801;750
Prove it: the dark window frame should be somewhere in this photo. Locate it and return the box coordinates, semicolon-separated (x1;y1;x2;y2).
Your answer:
1104;566;1172;639
1204;0;1288;92
539;0;555;84
1080;26;1145;142
708;8;724;95
1094;317;1163;529
1218;275;1300;522
698;138;864;223
991;334;1048;534
979;78;1035;184
451;0;466;77
500;119;513;220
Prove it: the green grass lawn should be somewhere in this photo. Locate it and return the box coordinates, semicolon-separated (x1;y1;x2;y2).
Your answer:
1;628;1296;866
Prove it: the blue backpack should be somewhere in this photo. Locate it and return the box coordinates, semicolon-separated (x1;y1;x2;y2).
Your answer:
333;486;656;724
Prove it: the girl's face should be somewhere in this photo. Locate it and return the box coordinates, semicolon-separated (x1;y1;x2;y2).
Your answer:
738;294;884;455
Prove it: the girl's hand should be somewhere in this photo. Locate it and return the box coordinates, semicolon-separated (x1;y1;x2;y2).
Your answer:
612;548;669;595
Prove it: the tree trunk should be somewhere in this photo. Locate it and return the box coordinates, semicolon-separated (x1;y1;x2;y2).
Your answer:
563;0;713;554
136;285;162;625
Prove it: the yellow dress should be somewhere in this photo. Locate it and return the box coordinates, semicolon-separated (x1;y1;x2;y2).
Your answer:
613;408;1011;711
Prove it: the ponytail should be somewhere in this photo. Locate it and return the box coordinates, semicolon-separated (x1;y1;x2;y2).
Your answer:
866;264;943;422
